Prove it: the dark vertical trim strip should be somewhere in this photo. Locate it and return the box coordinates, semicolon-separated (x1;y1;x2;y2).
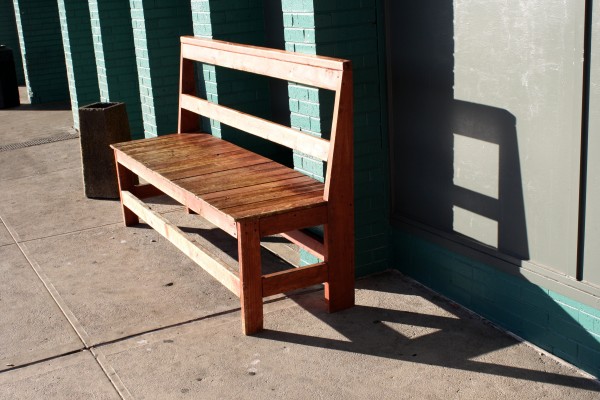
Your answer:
577;0;593;281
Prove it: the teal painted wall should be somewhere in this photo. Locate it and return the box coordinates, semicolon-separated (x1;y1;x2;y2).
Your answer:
88;0;144;138
392;229;600;377
191;0;291;163
12;0;69;104
57;0;100;129
130;0;193;138
282;0;390;275
0;0;25;85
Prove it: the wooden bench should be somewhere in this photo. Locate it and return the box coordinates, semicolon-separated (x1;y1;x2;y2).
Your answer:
111;36;354;335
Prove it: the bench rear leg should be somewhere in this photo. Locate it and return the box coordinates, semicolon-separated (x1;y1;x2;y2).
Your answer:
237;220;263;334
324;221;355;312
115;161;139;226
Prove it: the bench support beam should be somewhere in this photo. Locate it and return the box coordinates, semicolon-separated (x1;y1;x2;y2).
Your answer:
121;190;241;296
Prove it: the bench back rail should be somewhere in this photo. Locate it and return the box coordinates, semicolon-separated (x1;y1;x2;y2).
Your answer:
177;36;353;204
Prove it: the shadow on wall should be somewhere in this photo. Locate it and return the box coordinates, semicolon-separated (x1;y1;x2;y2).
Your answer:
388;0;528;261
386;0;599;377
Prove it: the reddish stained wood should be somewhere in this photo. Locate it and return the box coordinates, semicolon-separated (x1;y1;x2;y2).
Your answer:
237;219;263;334
262;262;328;298
131;184;164;199
258;205;328;236
323;69;355;312
281;229;325;260
201;175;321;203
176;165;298;195
115;156;139;227
224;189;325;220
208;181;323;210
179;57;199;133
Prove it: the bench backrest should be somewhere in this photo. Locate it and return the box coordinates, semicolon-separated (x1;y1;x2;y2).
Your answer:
177;36;353;203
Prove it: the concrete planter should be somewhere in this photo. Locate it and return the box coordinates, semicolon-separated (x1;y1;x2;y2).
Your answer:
79;102;131;199
0;45;20;109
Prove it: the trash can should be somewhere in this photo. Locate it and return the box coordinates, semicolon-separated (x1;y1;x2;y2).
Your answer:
0;45;20;109
79;102;132;199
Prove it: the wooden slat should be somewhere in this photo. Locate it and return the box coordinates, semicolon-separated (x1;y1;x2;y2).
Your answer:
112;133;202;151
262;262;328;298
207;181;323;210
121;191;240;296
176;164;298;195
281;229;325;260
224;189;325;220
181;41;343;91
157;155;271;181
180;94;330;161
258;205;328;236
181;36;348;71
201;175;321;203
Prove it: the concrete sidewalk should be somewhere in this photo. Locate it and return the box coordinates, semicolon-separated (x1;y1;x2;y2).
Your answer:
0;90;599;399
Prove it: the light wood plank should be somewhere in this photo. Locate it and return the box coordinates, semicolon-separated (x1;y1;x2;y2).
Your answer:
181;36;348;71
180;94;330;161
121;191;240;296
181;42;343;91
262;262;328;297
281;229;325;260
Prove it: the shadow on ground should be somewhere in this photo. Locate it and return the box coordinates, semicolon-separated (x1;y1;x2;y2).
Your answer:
259;273;600;393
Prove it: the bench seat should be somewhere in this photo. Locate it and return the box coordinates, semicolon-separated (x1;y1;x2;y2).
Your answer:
113;133;326;223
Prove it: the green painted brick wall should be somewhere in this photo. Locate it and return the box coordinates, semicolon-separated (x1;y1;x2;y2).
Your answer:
88;0;143;138
0;0;25;85
190;0;287;162
283;0;390;274
57;0;100;130
130;0;192;138
393;230;600;377
12;0;69;104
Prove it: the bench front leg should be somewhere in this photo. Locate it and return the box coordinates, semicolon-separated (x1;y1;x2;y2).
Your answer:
237;219;263;334
115;158;139;227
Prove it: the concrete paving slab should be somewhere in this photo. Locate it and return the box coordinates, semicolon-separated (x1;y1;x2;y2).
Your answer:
97;272;599;400
0;168;122;242
0;139;81;182
0;220;13;247
0;167;180;242
0;245;83;371
20;222;241;346
0;93;73;146
0;351;119;399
